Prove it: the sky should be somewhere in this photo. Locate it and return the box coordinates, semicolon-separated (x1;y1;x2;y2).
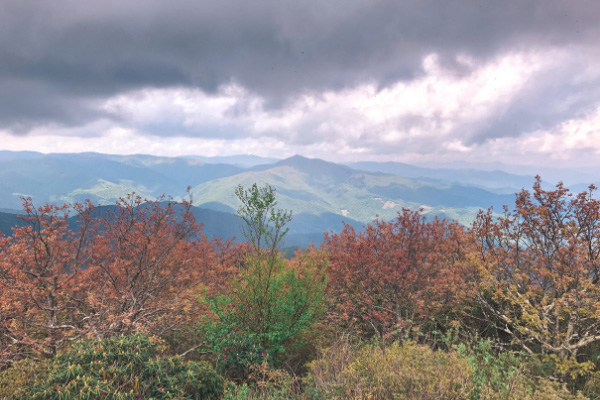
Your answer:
1;0;599;168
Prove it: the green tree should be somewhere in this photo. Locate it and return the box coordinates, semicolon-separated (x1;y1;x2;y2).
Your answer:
234;183;292;257
199;184;326;378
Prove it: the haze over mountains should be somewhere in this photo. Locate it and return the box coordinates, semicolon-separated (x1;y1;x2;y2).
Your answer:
0;151;597;247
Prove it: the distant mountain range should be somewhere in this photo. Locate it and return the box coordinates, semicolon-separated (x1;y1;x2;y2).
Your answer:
0;151;597;246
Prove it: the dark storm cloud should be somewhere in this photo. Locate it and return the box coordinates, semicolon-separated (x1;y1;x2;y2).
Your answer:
0;78;116;134
1;0;599;134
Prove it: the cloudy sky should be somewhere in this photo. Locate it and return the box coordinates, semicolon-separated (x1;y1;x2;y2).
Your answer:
1;0;599;167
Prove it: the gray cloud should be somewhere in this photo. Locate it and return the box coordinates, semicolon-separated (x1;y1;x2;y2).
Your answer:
1;0;599;140
468;54;600;144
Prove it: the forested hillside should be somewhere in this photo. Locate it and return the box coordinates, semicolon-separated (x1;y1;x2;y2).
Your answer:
5;151;594;238
1;179;599;399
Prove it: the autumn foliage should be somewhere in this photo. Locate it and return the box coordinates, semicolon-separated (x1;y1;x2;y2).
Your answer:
0;193;246;367
472;177;600;379
324;209;472;342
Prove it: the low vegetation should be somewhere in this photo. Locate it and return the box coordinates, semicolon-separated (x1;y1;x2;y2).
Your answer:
1;178;600;399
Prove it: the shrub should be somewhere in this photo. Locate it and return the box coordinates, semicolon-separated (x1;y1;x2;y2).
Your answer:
222;362;302;399
456;339;528;400
472;180;600;381
306;339;473;400
0;358;49;400
456;338;590;400
526;382;590;400
582;372;600;399
305;337;591;400
200;252;326;372
24;333;224;399
0;194;205;365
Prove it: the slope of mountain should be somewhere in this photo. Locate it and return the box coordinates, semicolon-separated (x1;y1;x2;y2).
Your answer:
0;208;23;214
348;161;535;193
0;150;46;161
0;152;244;209
0;211;25;235
190;155;515;225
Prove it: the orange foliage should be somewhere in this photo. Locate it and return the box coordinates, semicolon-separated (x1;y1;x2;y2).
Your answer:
0;199;97;363
473;178;600;372
0;193;246;366
324;209;471;342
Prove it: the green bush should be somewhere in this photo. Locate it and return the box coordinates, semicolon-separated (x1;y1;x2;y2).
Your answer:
456;338;589;400
200;254;326;374
199;184;327;379
456;339;527;400
19;333;223;399
0;358;49;400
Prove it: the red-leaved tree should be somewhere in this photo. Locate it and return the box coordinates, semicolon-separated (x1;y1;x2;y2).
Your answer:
0;199;96;364
0;192;247;367
324;209;471;343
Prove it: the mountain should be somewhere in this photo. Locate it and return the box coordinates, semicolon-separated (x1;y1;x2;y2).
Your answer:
0;208;22;214
0;150;46;161
190;155;515;225
2;151;594;247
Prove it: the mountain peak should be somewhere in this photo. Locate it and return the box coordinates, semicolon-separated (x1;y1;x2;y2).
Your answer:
271;155;356;185
277;154;311;163
276;155;352;171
